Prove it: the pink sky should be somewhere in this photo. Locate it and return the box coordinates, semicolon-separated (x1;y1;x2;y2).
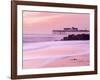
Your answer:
23;11;90;34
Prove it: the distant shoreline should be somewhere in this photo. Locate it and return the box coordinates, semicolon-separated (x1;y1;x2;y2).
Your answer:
23;34;89;43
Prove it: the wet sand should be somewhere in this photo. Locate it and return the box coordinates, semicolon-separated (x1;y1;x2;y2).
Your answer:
23;41;90;69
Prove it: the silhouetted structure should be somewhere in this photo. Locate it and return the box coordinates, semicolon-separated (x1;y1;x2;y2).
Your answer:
52;27;89;34
64;27;78;31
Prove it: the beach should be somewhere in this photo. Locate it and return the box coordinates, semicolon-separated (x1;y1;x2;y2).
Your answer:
23;41;90;69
